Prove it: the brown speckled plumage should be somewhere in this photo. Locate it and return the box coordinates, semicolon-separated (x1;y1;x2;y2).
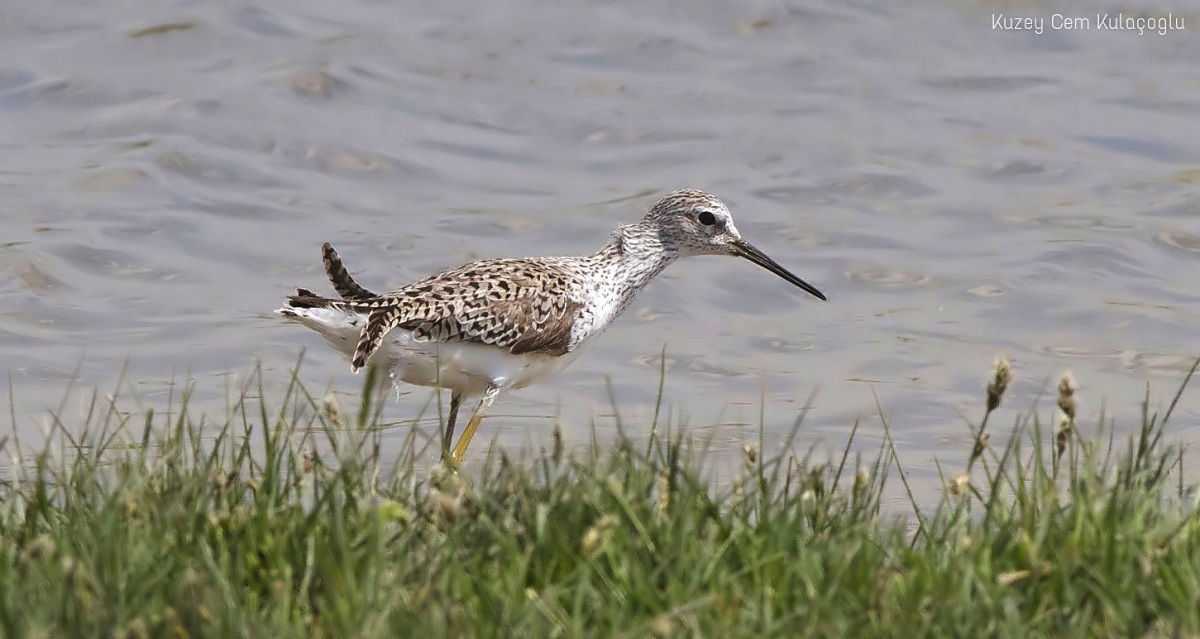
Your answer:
344;259;584;369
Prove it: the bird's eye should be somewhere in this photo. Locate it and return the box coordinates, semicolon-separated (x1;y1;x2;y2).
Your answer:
697;211;716;226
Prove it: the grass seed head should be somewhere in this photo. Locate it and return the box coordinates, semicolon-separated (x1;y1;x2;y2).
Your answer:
652;614;675;638
20;534;56;565
1056;372;1077;423
322;393;342;425
124;618;149;639
581;514;620;555
986;357;1012;413
970;433;990;463
997;569;1030;587
853;469;871;501
552;422;564;463
1056;415;1073;458
656;474;670;521
948;473;970;496
742;445;758;474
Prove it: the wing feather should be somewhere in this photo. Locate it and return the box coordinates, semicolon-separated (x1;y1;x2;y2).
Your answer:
347;259;583;369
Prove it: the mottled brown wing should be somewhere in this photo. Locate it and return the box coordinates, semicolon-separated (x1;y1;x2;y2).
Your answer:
348;259;582;371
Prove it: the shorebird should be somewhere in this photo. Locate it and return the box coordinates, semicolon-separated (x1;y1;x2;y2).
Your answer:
277;189;825;463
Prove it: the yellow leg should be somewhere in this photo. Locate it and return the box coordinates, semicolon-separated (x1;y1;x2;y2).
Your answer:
452;385;500;464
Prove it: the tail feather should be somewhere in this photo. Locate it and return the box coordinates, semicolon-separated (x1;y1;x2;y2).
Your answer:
280;242;395;372
283;289;345;310
322;242;376;300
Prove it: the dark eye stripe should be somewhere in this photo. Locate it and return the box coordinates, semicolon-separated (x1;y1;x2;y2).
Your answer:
697;211;716;226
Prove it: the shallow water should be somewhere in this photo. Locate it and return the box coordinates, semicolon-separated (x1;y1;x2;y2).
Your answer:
3;1;1199;490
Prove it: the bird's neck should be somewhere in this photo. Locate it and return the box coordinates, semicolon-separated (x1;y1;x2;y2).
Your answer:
586;221;678;301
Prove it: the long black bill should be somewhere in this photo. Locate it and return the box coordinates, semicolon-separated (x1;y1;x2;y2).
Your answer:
732;239;826;301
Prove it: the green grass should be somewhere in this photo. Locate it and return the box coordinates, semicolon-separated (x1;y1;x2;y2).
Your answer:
1;360;1199;638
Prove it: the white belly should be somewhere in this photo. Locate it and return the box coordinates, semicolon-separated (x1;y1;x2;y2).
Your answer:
278;305;581;397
